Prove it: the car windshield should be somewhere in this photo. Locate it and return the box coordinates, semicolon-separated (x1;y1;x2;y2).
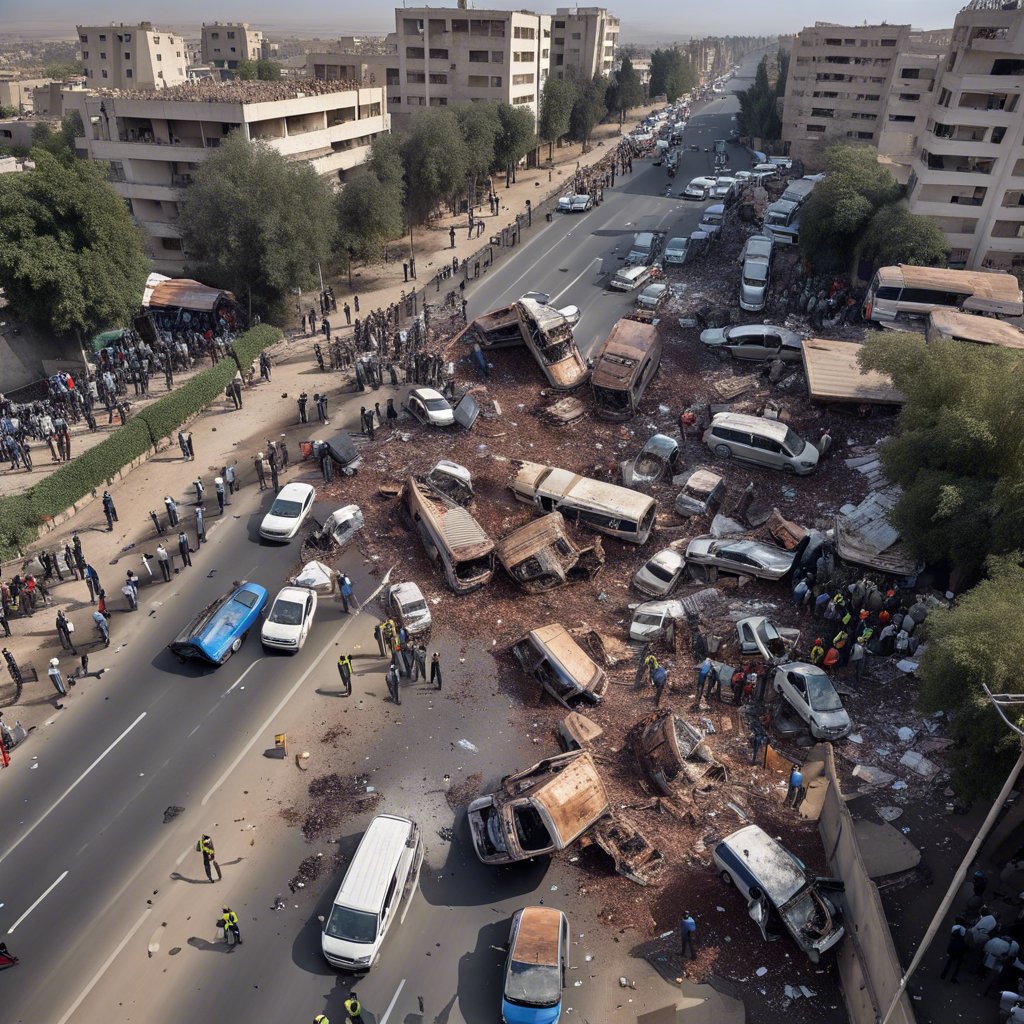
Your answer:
423;397;450;411
401;599;428;614
744;266;768;284
646;561;677;583
805;672;844;712
269;599;304;625
505;961;561;1008
233;589;260;609
268;499;303;519
324;906;378;943
634;611;664;626
783;428;806;455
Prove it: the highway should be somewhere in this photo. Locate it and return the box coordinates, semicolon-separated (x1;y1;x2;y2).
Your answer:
0;61;755;1024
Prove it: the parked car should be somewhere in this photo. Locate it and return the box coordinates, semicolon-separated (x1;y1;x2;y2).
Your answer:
741;234;774;266
683;175;717;199
663;237;690;265
685;536;797;581
739;260;770;312
633;548;687;597
261;585;318;652
635;281;669;312
168;580;269;665
570;194;594;212
385;582;432;637
772;663;852;740
735;616;799;659
702;412;819;475
404;387;455;426
712;176;739;200
259;481;316;541
609;265;655;292
674;468;724;518
699;324;802;362
699;203;725;237
501;907;569;1024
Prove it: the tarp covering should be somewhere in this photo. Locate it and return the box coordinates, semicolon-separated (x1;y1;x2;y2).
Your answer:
142;272;235;313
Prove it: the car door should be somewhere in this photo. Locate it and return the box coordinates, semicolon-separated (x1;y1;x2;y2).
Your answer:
748;889;774;941
784;670;811;724
408;396;424;422
561;912;570;986
731;328;766;361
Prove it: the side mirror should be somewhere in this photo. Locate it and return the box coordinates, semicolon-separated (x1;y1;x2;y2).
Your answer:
317;914;325;924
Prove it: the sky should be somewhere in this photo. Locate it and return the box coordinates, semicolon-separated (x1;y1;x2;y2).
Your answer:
3;0;968;40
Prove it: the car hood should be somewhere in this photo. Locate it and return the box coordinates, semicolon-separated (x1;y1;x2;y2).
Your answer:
634;566;674;597
501;999;562;1024
261;620;302;642
699;328;727;345
401;607;432;631
429;409;456;426
813;708;853;735
260;512;299;533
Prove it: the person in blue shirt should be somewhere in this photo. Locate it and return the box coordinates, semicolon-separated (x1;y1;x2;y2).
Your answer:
787;766;804;807
680;913;697;960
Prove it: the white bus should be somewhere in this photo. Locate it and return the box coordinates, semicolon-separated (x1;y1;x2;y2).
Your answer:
862;265;1023;324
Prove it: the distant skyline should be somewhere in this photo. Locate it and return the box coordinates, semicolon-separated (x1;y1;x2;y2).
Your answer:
3;0;968;40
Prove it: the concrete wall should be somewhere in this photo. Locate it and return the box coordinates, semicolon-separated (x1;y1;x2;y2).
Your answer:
818;746;916;1024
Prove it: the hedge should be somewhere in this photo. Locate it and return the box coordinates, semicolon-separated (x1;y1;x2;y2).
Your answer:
0;324;282;561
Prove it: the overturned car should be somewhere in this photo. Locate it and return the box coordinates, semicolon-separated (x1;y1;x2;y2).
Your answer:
631;709;728;798
496;512;603;592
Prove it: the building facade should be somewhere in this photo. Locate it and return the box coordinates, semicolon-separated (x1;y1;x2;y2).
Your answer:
67;80;389;273
201;23;266;69
0;77;53;113
307;48;397;90
77;23;187;91
550;7;619;80
391;8;551;128
907;0;1024;270
875;40;947;165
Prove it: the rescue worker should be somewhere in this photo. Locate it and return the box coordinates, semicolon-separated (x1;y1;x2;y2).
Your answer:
221;906;242;945
314;1016;329;1024
385;663;401;705
809;638;825;665
197;834;222;882
337;654;353;696
344;992;364;1024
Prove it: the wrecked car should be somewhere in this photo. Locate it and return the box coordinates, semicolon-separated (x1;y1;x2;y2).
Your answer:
495;512;602;592
632;708;728;803
590;318;663;421
511;623;609;709
385;582;432;638
699;324;803;363
622;433;679;487
628;587;724;643
632;548;687;598
772;663;852;740
674;468;724;518
684;536;797;581
736;616;799;660
714;823;845;963
467;751;611;866
305;504;365;552
423;460;474;506
585;817;665;886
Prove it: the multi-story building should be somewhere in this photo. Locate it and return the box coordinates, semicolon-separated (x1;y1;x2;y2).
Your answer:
77;23;187;91
550;7;619;80
0;76;53;113
876;39;947;166
67;79;390;273
908;0;1024;271
391;7;551;128
307;40;399;90
201;22;265;69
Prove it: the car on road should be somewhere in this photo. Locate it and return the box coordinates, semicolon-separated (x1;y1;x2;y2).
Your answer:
712;176;739;200
699;324;802;362
385;581;432;637
404;387;455;426
259;481;316;541
773;663;852;740
739;259;770;312
684;536;797;581
699;203;726;237
168;580;269;665
501;906;569;1024
683;175;717;199
635;281;669;312
557;193;593;213
632;548;687;597
609;265;655;292
663;237;690;265
261;585;318;652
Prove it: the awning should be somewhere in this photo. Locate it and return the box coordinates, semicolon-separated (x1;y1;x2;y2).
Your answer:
142;272;235;313
89;328;128;352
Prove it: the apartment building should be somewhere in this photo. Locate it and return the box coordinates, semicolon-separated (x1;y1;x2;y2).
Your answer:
77;23;187;90
307;40;398;90
0;77;53;113
67;80;389;273
391;7;551;129
550;7;619;80
201;22;266;69
908;0;1024;271
875;40;947;165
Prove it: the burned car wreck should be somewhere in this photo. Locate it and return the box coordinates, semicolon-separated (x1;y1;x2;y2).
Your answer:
496;512;604;592
631;709;728;800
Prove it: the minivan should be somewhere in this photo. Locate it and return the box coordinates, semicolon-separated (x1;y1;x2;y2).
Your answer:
321;814;423;970
512;622;609;709
699;203;725;237
703;412;818;475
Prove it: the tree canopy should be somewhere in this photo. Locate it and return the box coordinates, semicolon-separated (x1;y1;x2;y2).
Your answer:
736;55;783;143
606;57;644;124
538;78;576;160
0;150;149;338
860;200;949;270
178;133;336;319
648;48;695;103
401;108;470;222
335;172;405;264
568;71;608;147
236;59;281;81
493;102;536;184
859;332;1024;584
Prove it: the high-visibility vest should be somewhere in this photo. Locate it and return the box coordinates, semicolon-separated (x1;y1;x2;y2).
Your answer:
198;836;215;857
222;910;238;928
344;997;361;1016
314;1016;329;1024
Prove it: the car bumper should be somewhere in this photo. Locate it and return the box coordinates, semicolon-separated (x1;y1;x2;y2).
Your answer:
261;634;301;651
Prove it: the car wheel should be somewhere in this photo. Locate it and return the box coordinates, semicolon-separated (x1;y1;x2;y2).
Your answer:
720;869;734;886
782;463;796;474
714;444;732;460
231;635;244;653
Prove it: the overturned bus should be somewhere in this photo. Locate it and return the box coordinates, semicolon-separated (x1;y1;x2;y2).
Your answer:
404;477;495;594
495;512;603;592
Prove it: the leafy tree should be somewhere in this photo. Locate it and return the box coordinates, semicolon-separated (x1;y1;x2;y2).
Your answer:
335;171;405;264
774;49;789;99
568;71;607;149
860;201;949;270
916;555;1024;797
45;60;84;80
538;78;575;161
493;102;536;186
455;102;500;200
237;59;281;81
401;108;469;221
0;104;17;119
858;332;1024;584
736;56;781;142
368;132;406;193
179;133;336;319
607;56;643;125
27;111;83;163
0;150;149;338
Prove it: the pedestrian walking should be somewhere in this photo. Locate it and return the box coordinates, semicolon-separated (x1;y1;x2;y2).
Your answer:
102;490;117;531
215;477;226;514
317;393;329;424
385;663;401;705
165;495;179;526
652;663;668;705
373;623;386;657
224;464;237;495
340;574;354;614
177;431;190;460
56;609;77;653
413;644;426;682
679;912;697;960
156;544;171;581
337;654;353;696
254;453;267;491
344;992;364;1024
196;834;222;882
123;571;139;611
940;918;968;983
177;529;192;568
194;478;205;506
220;906;242;945
92;610;110;647
430;651;442;689
84;564;100;602
47;657;67;698
786;765;804;807
195;505;206;545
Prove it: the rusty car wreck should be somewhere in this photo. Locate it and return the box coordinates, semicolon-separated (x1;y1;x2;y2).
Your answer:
496;512;604;592
631;709;728;800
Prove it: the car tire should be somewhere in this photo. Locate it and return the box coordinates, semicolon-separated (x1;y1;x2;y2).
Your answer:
231;634;245;653
714;444;732;460
720;869;734;886
782;463;796;474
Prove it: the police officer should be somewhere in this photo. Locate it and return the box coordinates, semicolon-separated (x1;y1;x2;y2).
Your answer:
385;663;401;705
164;495;179;526
196;834;222;882
337;654;353;696
177;529;192;568
221;906;242;945
195;504;206;545
344;992;364;1024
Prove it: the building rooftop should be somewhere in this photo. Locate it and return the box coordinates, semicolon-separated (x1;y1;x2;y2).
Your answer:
89;77;363;104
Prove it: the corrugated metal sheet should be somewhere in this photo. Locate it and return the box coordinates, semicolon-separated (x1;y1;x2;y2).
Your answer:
801;338;904;405
142;273;234;312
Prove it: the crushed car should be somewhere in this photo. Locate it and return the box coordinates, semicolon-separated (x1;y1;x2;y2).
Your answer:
736;616;799;659
772;663;852;740
495;512;603;592
511;623;609;709
628;587;725;642
632;548;687;598
674;468;724;518
423;460;474;505
304;504;365;552
685;536;797;581
631;709;728;798
623;433;679;487
385;582;432;638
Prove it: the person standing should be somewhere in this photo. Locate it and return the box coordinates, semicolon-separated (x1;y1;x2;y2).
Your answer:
177;431;190;460
221;906;241;945
344;993;364;1024
254;453;267;491
430;651;442;690
269;459;280;493
215;477;226;514
340;574;354;614
413;644;427;682
679;912;697;960
337;654;353;696
165;495;179;527
652;663;668;706
317;393;329;424
47;657;67;698
92;610;110;647
156;544;171;581
195;505;206;545
373;623;386;658
56;609;76;653
196;834;222;882
385;663;401;705
224;464;237;495
84;564;100;603
102;490;118;531
694;656;713;707
786;766;804;807
177;529;192;568
123;571;139;611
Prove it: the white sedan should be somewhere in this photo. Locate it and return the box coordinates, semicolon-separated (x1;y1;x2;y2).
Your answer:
259;481;316;541
261;586;318;652
405;387;455;426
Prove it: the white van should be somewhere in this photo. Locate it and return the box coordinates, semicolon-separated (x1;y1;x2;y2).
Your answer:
703;411;818;475
321;814;423;971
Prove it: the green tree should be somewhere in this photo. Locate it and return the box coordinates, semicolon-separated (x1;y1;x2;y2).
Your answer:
455;101;501;200
27;111;83;163
858;332;1024;584
0;150;149;338
915;555;1024;796
860;201;949;270
237;59;281;81
568;71;607;149
493;102;536;186
649;49;695;103
607;56;643;125
774;49;789;99
335;171;405;264
178;133;336;319
45;60;84;80
401;108;469;221
368;132;406;193
538;78;575;161
737;55;781;142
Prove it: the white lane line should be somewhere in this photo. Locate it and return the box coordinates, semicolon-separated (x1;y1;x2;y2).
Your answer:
7;870;69;933
54;908;152;1024
222;658;262;697
549;258;601;305
378;978;406;1024
0;712;148;868
201;616;357;806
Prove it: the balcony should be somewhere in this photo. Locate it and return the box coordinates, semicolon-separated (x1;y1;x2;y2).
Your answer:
91;138;208;163
919;150;997;175
110;180;180;202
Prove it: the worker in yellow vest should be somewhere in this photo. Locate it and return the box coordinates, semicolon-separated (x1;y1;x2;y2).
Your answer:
344;991;364;1023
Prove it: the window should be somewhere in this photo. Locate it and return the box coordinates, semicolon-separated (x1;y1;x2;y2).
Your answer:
992;126;1007;144
429;97;448;106
899;93;920;101
403;18;424;34
160;237;183;251
468;74;489;87
492;51;504;63
888;114;915;123
512;94;534;105
881;38;897;46
153;36;160;44
514;26;536;40
157;53;162;62
82;51;89;58
554;19;565;27
124;51;130;59
101;69;108;79
513;51;534;62
406;46;424;59
407;71;425;84
469;50;488;62
126;69;133;79
99;33;106;41
810;108;835;118
100;51;107;59
429;48;448;59
227;31;235;38
451;19;468;32
211;31;219;39
429;73;447;84
491;76;502;88
806;125;825;134
80;34;88;43
571;32;581;40
512;73;534;85
157;71;164;79
901;67;920;79
407;96;425;106
992;59;1024;76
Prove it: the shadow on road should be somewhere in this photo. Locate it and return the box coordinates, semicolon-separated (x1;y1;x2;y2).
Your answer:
187;936;236;953
456;919;509;1023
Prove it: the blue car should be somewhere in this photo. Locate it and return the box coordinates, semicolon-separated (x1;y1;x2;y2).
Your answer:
168;580;268;665
501;907;568;1024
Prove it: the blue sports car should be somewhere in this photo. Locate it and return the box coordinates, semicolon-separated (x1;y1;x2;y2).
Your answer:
168;580;268;665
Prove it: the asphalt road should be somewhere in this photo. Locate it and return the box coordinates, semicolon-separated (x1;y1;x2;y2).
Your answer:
0;59;760;1024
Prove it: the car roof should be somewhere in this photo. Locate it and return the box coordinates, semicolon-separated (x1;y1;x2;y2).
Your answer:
651;549;686;568
276;481;314;501
616;265;650;280
512;906;563;965
334;814;415;912
709;411;793;443
274;586;312;604
391;581;425;604
703;203;725;214
743;262;769;281
412;387;445;401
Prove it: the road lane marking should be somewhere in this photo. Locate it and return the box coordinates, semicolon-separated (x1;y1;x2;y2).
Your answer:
54;908;152;1024
379;978;406;1024
549;258;601;305
7;870;69;933
0;711;148;868
222;658;262;697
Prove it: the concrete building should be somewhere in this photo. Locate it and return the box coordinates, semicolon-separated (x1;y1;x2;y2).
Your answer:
876;40;947;165
307;42;398;90
0;119;36;150
0;77;53;113
550;7;619;80
201;22;265;69
391;7;551;128
77;23;188;91
908;0;1024;270
67;79;390;273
